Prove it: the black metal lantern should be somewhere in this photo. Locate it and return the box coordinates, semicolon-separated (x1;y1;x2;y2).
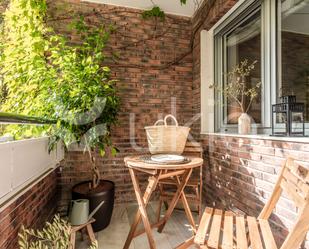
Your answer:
271;95;305;137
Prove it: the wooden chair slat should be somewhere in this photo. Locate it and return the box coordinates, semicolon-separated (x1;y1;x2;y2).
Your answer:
222;211;234;249
247;216;263;249
183;147;203;152
286;158;299;173
305;170;309;184
259;219;278;249
194;207;213;245
283;169;309;195
185;141;203;147
280;178;305;208
208;209;223;248
236;216;248;249
283;168;300;185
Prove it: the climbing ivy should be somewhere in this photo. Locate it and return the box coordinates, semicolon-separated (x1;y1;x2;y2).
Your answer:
0;0;54;137
0;0;52;115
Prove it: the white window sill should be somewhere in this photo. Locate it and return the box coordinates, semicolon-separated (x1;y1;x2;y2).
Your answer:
201;132;309;144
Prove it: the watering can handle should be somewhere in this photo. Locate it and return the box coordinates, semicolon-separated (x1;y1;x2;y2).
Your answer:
88;200;105;221
68;200;74;216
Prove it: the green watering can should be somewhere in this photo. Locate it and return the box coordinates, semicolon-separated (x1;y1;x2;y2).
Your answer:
69;199;105;226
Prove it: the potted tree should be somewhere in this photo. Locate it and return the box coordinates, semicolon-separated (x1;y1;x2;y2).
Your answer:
48;18;120;232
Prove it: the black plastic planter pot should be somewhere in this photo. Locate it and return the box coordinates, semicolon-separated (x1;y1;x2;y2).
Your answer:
72;180;115;232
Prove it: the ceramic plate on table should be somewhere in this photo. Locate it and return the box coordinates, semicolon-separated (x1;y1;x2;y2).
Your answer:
151;154;185;164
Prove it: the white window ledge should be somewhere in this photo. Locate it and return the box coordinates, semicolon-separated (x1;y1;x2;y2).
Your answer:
201;132;309;144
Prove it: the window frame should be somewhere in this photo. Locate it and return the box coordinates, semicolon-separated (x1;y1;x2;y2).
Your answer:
214;0;274;134
200;0;309;135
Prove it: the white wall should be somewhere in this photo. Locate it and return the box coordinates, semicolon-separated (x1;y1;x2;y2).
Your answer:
0;137;64;204
200;29;215;133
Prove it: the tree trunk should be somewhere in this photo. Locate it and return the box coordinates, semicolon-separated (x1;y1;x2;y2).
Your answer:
88;149;100;189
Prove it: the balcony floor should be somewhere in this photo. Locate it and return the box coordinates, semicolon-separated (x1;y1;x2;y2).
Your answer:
76;202;198;249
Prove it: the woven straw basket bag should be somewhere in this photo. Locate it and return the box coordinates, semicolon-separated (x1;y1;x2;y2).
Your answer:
145;114;190;155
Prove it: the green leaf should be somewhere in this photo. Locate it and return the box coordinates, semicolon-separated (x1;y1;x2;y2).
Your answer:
111;147;118;156
99;148;105;157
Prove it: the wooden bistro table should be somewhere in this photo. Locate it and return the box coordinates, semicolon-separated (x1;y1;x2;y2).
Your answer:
123;155;203;249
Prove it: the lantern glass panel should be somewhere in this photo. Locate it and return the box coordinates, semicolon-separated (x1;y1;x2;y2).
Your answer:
273;112;287;134
291;112;304;133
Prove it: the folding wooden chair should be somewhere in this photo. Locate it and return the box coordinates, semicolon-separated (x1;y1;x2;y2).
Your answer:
156;142;203;220
184;157;309;249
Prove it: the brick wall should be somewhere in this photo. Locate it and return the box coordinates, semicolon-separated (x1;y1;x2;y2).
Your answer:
192;0;309;247
201;134;309;247
0;170;58;249
48;0;194;213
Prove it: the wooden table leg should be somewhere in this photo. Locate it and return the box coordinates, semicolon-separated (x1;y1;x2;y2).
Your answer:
157;168;193;233
123;169;160;249
156;184;164;223
175;176;197;233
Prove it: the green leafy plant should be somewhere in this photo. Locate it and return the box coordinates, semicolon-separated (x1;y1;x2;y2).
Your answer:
210;59;261;113
141;0;187;20
142;6;165;21
0;0;120;189
48;17;120;188
0;0;55;138
18;215;98;249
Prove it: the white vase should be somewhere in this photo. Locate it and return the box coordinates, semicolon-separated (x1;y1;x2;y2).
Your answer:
238;113;251;135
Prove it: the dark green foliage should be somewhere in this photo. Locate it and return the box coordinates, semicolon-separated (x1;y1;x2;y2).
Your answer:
142;6;165;21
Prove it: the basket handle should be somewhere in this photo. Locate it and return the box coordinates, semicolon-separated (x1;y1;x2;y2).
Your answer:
154;119;164;126
164;114;178;126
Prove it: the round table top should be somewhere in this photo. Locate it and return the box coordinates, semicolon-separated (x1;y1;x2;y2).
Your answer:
124;155;203;170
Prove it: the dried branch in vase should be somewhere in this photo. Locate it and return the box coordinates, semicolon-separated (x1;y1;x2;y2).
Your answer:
210;59;261;114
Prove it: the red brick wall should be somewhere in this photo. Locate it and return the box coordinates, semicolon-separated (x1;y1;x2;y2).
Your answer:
48;0;194;213
0;170;58;249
